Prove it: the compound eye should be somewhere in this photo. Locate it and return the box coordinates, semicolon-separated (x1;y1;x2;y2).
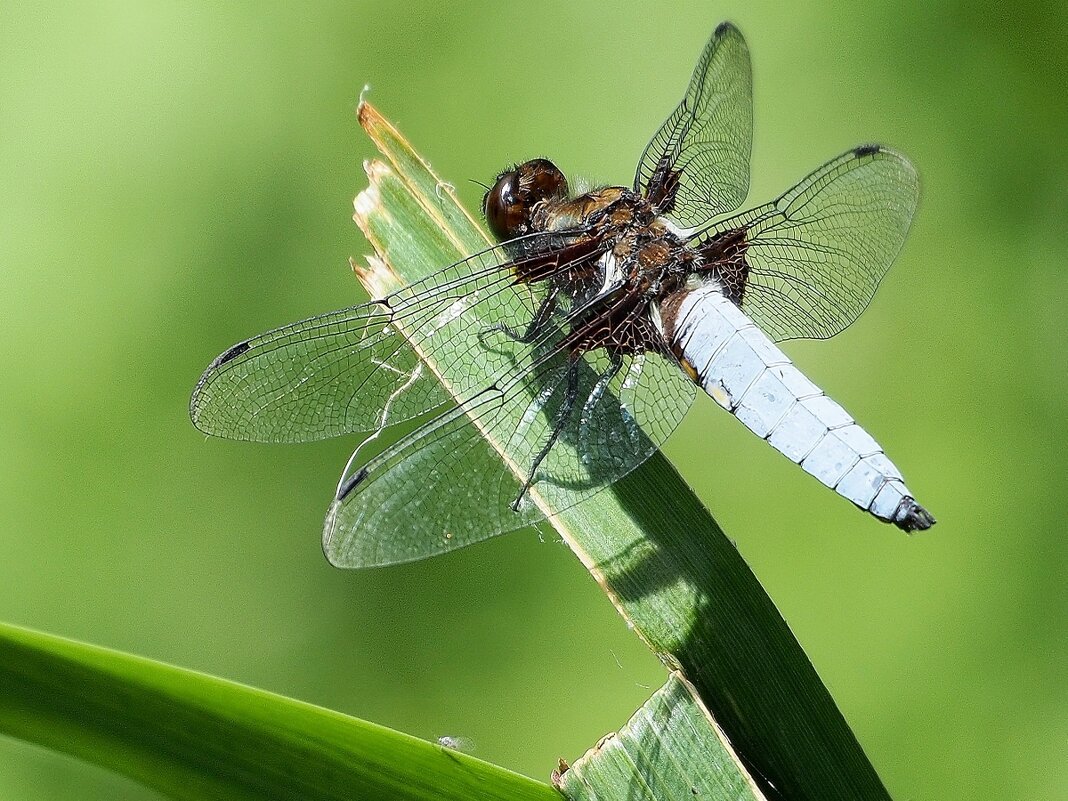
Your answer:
483;160;569;242
484;170;525;241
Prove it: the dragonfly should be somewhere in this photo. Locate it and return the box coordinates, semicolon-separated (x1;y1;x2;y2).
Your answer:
191;22;934;567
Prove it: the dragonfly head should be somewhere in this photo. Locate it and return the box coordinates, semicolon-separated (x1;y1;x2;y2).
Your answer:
483;158;568;241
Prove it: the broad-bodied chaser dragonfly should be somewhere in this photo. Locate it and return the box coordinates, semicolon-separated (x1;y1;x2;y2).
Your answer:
192;22;934;567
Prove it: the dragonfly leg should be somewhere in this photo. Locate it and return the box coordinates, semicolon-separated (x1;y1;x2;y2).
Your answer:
512;356;579;510
481;286;559;345
581;351;623;420
576;350;624;452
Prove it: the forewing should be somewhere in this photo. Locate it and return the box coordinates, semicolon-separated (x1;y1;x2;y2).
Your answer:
697;145;919;342
634;22;753;228
190;231;605;442
323;344;695;568
190;304;448;443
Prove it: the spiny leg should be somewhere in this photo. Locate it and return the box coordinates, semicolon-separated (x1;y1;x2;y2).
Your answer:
580;351;623;425
482;286;559;346
512;355;580;511
575;351;625;461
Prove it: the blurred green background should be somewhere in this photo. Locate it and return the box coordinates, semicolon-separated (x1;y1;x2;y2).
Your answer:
1;2;1065;799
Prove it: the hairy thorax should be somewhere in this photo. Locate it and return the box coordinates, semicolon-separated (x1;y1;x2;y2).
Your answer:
528;187;698;356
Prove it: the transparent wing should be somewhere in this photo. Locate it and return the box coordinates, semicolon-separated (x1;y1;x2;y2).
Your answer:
323;327;696;568
190;231;605;442
634;22;752;229
694;145;919;342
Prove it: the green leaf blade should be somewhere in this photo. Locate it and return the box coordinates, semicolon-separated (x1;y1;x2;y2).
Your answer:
556;674;765;801
0;621;560;801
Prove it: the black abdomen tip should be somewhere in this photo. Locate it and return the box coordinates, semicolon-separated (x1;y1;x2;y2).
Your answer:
895;498;936;533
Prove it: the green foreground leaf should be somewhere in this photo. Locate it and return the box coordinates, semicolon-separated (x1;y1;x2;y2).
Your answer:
0;621;559;801
556;673;765;801
352;102;893;801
